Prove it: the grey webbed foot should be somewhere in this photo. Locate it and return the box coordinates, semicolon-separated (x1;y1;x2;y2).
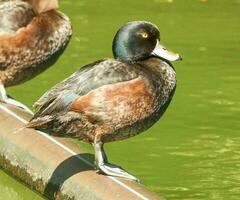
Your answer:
97;162;139;182
0;83;33;115
93;141;139;182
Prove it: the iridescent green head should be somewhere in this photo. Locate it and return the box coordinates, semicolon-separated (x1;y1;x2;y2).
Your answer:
112;21;181;63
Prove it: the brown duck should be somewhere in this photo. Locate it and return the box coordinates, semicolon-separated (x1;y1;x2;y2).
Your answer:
27;21;181;181
0;0;72;113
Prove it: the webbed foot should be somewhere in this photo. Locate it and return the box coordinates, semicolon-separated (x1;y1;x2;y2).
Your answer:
0;84;33;115
93;141;139;182
97;162;139;182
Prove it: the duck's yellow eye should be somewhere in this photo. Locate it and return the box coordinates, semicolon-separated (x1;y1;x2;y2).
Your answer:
141;32;149;38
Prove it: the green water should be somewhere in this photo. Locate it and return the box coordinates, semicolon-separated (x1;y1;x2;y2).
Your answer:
0;170;42;200
2;0;240;199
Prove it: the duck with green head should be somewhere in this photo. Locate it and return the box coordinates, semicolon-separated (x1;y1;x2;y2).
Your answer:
27;21;182;181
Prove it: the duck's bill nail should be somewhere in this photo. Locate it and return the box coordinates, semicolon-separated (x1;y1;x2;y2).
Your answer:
152;41;182;61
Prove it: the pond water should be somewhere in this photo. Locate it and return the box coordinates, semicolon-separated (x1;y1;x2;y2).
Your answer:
0;170;42;200
2;0;240;199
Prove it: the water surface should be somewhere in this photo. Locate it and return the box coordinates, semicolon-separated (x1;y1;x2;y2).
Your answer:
0;170;42;200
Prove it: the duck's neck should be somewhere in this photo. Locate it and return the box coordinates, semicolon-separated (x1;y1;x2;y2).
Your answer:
142;57;176;87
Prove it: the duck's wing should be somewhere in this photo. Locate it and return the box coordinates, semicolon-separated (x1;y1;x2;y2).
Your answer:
33;60;104;111
69;75;155;128
32;59;140;119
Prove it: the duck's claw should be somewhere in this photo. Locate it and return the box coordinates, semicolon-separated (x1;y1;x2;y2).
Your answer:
97;162;140;182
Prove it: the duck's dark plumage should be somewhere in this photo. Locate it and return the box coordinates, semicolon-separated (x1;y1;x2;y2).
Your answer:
28;57;176;143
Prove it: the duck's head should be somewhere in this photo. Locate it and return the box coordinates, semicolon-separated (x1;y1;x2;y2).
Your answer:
112;21;182;63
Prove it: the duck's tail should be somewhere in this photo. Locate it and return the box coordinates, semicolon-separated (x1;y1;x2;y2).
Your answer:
25;115;53;129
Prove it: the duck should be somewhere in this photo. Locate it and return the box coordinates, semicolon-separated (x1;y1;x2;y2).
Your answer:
0;0;72;114
26;21;181;181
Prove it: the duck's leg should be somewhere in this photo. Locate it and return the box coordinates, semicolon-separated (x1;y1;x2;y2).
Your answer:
93;141;139;182
0;83;33;115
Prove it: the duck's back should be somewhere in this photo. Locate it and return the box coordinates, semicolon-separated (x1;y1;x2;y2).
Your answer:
0;0;35;34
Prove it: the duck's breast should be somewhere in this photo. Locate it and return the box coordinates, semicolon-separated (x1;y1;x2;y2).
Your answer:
141;58;177;108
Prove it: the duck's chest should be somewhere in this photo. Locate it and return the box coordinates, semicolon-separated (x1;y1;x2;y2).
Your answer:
158;62;176;104
143;60;176;107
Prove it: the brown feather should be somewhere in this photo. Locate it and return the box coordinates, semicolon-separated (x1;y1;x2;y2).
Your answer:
25;120;49;128
0;9;72;87
70;77;156;127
